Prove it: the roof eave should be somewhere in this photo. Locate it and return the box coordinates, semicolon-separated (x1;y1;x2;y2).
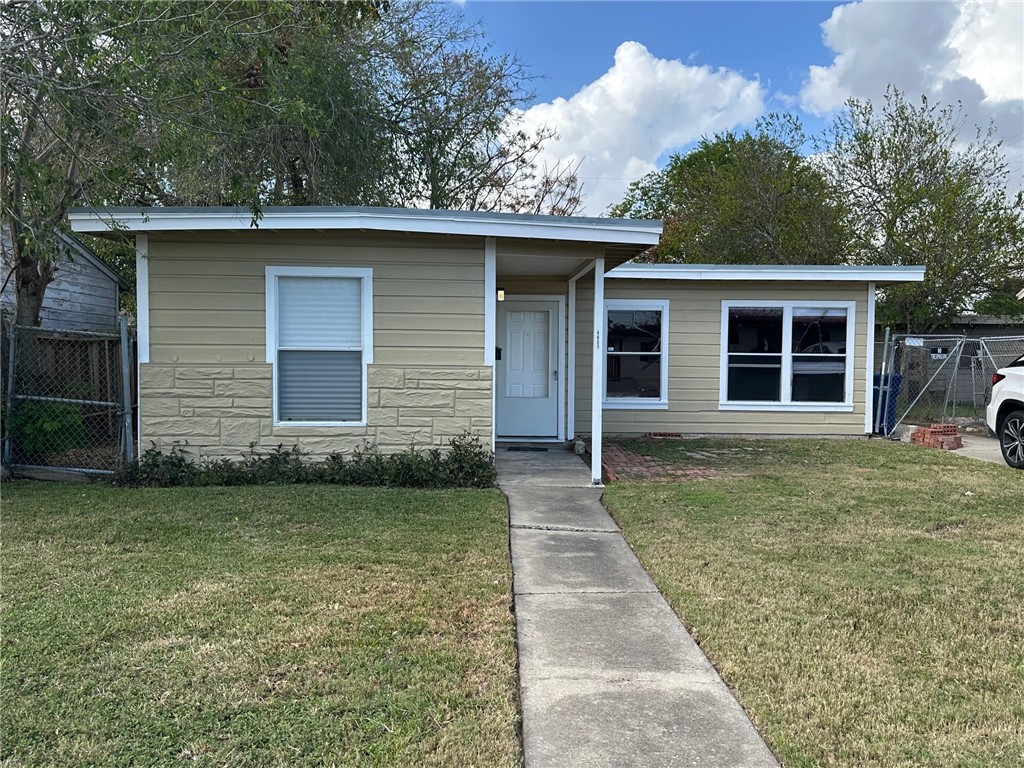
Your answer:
606;264;926;285
67;206;662;247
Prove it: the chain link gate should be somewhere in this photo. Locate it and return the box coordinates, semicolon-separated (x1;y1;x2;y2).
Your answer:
876;333;1024;435
3;317;133;475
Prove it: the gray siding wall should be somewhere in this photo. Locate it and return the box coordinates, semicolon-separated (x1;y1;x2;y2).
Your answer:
2;254;120;331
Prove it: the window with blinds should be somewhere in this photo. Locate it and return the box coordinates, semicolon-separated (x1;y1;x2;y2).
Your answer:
267;268;372;424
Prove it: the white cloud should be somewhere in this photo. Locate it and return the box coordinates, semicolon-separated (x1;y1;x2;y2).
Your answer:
800;0;1023;190
948;0;1024;103
518;41;764;215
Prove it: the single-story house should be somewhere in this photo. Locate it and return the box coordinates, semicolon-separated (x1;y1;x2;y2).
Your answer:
2;230;131;331
69;206;924;484
940;314;1024;337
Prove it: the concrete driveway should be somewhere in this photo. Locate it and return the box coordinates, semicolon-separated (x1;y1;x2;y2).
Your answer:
953;434;1006;465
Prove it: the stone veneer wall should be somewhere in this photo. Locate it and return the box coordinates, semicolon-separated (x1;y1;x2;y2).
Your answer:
138;364;492;459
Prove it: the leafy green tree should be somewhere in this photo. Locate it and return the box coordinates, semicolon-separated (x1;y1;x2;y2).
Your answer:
2;0;388;325
821;88;1024;332
971;277;1024;320
380;4;580;214
611;114;850;266
2;0;577;327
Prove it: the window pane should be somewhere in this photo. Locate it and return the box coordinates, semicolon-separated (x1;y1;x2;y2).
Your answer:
279;277;361;348
607;310;662;353
607;354;661;398
727;355;782;401
792;308;847;354
728;308;782;353
278;350;361;421
792;354;845;402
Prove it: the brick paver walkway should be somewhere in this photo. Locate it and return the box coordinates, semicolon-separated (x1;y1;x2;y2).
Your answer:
599;442;721;483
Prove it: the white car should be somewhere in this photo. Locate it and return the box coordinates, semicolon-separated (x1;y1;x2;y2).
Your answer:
987;354;1024;470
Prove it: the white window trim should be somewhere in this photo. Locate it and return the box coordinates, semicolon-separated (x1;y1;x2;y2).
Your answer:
603;299;670;410
265;266;373;427
719;299;856;412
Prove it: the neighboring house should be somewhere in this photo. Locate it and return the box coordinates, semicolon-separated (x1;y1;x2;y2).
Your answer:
69;206;924;484
943;314;1024;338
1;231;131;331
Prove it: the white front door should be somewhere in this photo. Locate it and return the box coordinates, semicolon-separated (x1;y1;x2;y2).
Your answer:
496;300;560;438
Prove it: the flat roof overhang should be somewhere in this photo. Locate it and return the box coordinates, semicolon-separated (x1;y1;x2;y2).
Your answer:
607;263;926;286
67;205;662;248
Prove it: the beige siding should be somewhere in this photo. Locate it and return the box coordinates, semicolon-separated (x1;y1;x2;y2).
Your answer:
573;280;871;436
147;233;485;366
497;240;603;261
142;232;491;456
141;228;879;449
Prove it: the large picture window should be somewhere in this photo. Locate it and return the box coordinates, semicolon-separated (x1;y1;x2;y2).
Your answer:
266;267;373;425
720;301;854;410
604;299;669;409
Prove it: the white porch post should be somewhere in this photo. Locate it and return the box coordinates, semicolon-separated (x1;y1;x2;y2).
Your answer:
568;279;576;439
590;257;605;485
568;261;595;442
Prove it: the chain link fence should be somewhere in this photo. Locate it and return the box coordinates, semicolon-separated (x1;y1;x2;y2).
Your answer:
875;334;1024;434
3;318;133;474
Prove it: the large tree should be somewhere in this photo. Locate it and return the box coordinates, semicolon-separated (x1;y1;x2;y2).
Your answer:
820;88;1024;332
610;114;850;265
1;0;579;327
376;4;580;214
2;0;389;325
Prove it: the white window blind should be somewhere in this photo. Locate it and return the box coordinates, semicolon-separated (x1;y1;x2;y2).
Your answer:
278;350;362;422
278;277;361;348
270;271;369;424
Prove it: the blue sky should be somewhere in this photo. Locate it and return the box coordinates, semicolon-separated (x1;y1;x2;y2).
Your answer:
461;0;1024;214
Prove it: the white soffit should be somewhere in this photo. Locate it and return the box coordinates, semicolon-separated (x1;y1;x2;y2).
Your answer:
607;263;926;284
67;206;662;247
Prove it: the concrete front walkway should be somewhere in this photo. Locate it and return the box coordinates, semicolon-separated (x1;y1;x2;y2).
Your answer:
497;447;779;768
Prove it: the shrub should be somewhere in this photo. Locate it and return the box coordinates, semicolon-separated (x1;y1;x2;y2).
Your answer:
114;444;200;488
113;433;497;489
7;401;87;459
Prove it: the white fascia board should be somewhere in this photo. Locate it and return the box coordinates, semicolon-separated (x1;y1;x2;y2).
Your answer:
67;207;662;246
607;263;926;284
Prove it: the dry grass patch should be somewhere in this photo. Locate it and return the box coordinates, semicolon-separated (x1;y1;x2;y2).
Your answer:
605;438;1024;768
2;484;519;767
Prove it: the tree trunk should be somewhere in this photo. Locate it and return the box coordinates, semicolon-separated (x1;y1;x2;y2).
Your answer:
13;244;55;327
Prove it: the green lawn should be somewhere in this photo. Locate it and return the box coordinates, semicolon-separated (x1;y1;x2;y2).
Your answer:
1;484;520;767
604;438;1024;768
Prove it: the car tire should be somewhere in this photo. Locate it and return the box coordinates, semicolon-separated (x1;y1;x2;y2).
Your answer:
998;409;1024;470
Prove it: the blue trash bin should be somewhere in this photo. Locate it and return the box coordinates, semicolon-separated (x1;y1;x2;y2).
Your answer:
872;373;903;435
